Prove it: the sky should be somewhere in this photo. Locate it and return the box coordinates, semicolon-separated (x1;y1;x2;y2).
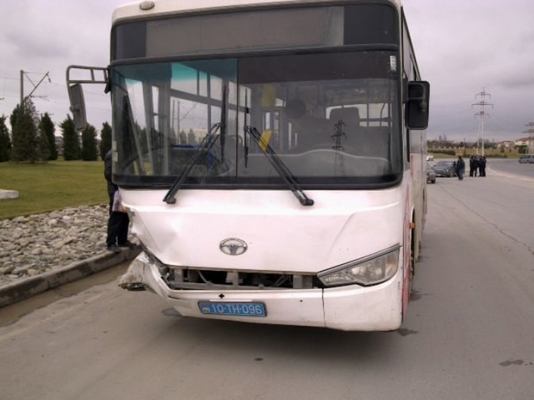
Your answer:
1;0;534;143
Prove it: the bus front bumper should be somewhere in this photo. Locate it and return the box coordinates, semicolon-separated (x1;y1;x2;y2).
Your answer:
120;253;404;332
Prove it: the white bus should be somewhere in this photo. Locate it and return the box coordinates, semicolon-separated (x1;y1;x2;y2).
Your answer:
67;0;429;331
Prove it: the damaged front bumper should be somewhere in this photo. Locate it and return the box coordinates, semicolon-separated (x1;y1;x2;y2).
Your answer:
119;251;404;331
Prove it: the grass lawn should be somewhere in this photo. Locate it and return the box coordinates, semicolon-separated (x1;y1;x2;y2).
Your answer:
0;160;108;220
429;148;522;159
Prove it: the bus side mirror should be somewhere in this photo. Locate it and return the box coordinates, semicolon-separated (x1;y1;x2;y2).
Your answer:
406;81;430;130
68;83;88;131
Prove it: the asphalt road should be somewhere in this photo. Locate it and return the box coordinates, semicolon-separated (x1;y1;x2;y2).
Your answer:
0;169;533;400
487;157;534;180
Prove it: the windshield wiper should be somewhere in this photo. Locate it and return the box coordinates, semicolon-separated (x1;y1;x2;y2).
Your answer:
164;84;228;205
162;124;220;204
219;84;228;163
244;126;314;207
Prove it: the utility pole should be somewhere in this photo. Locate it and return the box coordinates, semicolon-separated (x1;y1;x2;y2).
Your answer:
472;88;493;156
524;122;534;153
20;70;51;105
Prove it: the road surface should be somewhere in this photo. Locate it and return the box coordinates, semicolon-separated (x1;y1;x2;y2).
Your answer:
0;170;533;400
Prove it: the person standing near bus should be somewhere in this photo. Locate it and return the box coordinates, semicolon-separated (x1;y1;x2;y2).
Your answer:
105;150;131;252
456;156;465;180
469;155;479;177
479;156;487;177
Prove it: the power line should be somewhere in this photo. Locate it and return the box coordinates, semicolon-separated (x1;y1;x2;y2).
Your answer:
20;70;51;105
472;88;493;156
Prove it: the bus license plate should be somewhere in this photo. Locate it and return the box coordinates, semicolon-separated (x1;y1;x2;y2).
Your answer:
198;301;266;317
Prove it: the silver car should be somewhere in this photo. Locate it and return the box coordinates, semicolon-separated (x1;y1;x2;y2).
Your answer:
518;154;534;164
433;160;457;177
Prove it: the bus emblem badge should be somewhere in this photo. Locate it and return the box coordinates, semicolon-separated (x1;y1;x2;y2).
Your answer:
220;238;248;256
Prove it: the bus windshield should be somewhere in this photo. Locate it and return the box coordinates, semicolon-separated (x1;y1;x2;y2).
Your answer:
111;50;402;189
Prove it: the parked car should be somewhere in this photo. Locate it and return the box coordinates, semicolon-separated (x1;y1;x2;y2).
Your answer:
518;154;534;164
426;154;434;161
426;164;436;184
433;160;457;177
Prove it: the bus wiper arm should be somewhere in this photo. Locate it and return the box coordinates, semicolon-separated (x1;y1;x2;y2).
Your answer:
245;126;314;207
163;124;221;204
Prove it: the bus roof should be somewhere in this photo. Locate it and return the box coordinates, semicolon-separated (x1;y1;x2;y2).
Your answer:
113;0;403;24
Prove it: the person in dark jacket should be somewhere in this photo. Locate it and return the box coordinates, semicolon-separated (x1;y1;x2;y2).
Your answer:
479;156;487;177
105;150;131;253
456;156;465;180
469;155;479;177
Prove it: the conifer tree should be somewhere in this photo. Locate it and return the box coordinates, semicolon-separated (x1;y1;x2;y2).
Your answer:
0;116;11;162
10;100;40;163
81;124;98;161
38;128;50;162
99;122;112;160
61;115;80;160
39;113;58;160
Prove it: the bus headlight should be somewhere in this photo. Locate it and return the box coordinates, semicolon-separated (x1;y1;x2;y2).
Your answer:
318;246;400;287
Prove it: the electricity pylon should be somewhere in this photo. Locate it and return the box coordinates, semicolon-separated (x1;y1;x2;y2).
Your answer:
472;88;493;156
20;70;51;105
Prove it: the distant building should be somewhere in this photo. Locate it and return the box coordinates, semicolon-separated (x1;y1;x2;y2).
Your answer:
497;140;515;151
515;137;534;152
